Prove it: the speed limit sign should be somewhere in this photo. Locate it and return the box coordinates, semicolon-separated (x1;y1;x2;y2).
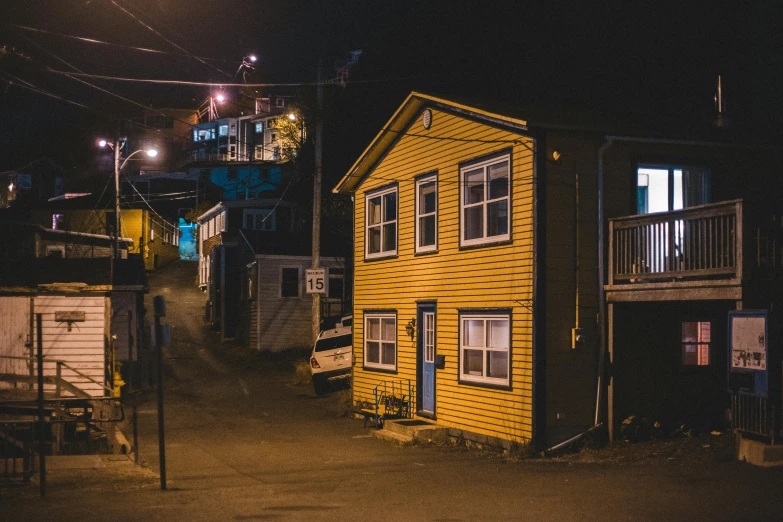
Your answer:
305;268;328;294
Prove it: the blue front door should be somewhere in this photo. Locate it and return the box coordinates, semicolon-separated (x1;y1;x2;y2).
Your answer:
419;306;436;414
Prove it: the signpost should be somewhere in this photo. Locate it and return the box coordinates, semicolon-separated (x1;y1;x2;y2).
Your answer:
306;268;328;295
728;310;769;397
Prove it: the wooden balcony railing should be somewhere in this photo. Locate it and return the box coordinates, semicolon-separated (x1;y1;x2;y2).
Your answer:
609;200;742;285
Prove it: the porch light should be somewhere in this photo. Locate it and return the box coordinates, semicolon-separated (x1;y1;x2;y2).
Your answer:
405;319;416;340
288;112;296;121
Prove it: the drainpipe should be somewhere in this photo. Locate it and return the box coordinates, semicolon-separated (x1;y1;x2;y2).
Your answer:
595;137;613;427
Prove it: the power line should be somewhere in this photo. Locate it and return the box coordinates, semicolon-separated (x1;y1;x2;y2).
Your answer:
5;29;196;143
6;24;232;63
0;72;90;109
109;0;233;79
43;68;415;87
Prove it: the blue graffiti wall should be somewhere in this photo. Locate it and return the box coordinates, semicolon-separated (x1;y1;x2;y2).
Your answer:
179;218;198;261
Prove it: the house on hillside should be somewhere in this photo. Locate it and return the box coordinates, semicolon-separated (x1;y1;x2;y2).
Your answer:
239;236;347;352
0;158;67;208
184;94;299;204
334;92;783;448
29;201;180;271
0;256;148;396
196;198;347;349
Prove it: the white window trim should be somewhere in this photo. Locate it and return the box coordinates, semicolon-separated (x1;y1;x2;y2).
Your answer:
460;155;511;247
459;313;511;386
45;245;66;258
415;175;437;253
364;313;397;371
365;186;398;259
279;266;301;298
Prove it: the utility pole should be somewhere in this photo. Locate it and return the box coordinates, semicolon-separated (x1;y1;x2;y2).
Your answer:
311;61;324;341
114;135;122;259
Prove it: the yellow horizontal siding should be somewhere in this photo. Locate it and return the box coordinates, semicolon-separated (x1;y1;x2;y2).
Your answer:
352;108;536;443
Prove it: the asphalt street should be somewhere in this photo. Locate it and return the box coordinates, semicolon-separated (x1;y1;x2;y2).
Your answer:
3;260;783;521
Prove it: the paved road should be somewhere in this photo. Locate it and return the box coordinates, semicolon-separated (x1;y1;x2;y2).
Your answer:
4;260;783;521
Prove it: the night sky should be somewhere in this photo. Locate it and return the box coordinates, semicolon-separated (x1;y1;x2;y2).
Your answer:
1;1;782;186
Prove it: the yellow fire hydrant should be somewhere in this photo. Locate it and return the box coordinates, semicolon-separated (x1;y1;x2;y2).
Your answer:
113;370;126;398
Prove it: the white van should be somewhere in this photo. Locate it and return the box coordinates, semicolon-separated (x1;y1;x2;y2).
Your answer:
310;316;352;395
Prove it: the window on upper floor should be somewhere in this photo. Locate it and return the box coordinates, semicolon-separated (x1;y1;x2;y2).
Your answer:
219;124;228;136
415;174;437;253
255;123;263;133
243;209;275;231
460;311;511;387
461;155;510;247
637;165;711;215
364;313;396;371
365;186;397;259
194;128;216;142
280;267;300;298
276;98;285;108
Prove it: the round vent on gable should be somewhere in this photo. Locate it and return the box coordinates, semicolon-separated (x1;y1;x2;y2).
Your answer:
422;109;432;130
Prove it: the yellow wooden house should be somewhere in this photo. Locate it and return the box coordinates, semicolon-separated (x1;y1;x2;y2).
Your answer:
334;93;542;446
30;207;180;271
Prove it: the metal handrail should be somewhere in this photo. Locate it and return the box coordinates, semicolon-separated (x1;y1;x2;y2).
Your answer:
609;200;742;284
371;379;415;429
0;355;112;396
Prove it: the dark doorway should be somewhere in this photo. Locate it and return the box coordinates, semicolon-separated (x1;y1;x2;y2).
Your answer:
613;301;732;432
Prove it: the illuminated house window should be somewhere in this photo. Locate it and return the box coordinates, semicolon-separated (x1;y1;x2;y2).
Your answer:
460;312;510;386
461;155;510;246
52;213;64;230
636;165;710;214
365;186;397;259
415;174;437;253
280;267;300;298
682;321;710;366
255;123;263;133
364;313;396;371
219;124;228;136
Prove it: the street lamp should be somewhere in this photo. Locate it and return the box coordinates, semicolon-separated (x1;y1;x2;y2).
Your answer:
99;138;158;257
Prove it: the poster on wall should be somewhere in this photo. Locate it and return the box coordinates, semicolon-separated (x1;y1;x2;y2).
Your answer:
730;315;767;371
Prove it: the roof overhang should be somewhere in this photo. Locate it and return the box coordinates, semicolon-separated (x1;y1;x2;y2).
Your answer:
333;92;528;194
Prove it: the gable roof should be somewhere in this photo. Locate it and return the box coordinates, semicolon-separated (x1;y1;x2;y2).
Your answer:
333;92;529;194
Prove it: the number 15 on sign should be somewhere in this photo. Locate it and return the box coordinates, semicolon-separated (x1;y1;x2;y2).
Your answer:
306;268;328;294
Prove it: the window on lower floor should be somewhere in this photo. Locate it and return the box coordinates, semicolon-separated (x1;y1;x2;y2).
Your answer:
364;313;396;370
45;245;65;258
280;267;300;298
460;312;510;386
682;321;710;366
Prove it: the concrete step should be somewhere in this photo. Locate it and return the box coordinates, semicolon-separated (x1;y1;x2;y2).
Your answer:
384;418;449;443
738;434;783;467
372;428;414;446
